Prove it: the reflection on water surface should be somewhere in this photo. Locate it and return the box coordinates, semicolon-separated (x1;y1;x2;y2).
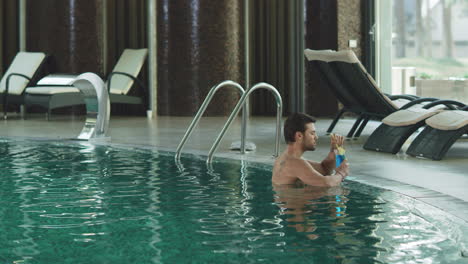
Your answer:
0;139;464;263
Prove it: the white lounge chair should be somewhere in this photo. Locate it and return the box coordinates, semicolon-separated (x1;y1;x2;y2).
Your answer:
24;48;148;118
304;49;419;139
0;52;47;119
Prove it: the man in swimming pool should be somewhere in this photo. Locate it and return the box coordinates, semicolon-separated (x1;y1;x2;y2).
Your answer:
272;112;349;187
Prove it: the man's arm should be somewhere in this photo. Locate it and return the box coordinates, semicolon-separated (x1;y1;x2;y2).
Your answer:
292;159;346;187
308;134;345;175
307;153;335;176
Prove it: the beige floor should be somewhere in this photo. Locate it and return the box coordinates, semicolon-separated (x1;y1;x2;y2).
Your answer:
1;113;468;225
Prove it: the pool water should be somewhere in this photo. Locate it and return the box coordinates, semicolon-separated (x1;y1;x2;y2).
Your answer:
0;139;465;263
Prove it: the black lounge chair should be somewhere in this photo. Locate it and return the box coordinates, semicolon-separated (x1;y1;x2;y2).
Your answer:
0;52;47;119
363;99;466;154
24;49;148;118
304;49;417;139
406;105;468;160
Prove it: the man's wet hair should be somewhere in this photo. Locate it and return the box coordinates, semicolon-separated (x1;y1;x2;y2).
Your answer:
283;112;316;143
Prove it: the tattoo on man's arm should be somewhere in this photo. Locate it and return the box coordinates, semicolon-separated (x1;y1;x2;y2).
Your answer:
279;160;285;167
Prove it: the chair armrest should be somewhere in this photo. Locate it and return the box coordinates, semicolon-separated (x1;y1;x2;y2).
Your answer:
422;99;466;110
5;73;32;94
106;71;146;95
3;73;32;119
400;97;438;109
387;94;418;101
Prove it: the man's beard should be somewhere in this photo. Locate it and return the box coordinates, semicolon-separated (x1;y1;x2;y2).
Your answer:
303;141;316;151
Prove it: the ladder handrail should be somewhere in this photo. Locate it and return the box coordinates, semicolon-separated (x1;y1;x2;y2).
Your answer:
207;82;283;164
175;80;246;160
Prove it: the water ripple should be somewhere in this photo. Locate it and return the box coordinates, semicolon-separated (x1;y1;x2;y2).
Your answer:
0;140;464;264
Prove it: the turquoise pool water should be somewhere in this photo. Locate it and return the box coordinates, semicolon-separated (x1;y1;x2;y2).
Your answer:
0;139;465;263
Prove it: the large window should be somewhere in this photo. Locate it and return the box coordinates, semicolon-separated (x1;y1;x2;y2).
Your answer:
391;0;468;103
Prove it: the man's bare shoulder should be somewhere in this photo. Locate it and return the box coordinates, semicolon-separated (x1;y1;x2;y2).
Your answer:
272;154;311;184
275;155;309;167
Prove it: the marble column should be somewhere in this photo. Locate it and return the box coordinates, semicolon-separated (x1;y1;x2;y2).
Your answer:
337;0;362;57
26;0;105;75
157;0;245;116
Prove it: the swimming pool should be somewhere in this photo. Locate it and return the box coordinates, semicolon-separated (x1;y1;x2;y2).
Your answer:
0;139;466;263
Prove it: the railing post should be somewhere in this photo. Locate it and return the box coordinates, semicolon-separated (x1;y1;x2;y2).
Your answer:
175;80;246;160
207;82;283;164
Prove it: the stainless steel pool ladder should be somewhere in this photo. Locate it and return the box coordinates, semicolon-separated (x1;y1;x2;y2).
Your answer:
175;80;247;161
206;82;283;164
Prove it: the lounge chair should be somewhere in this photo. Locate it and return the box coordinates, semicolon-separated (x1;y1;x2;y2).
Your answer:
0;52;47;119
24;48;148;117
363;99;466;154
304;49;417;139
406;105;468;160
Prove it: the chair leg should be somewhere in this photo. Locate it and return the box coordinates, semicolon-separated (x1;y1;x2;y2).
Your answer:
326;108;346;135
20;105;26;119
346;115;364;138
353;116;370;139
3;99;7;120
